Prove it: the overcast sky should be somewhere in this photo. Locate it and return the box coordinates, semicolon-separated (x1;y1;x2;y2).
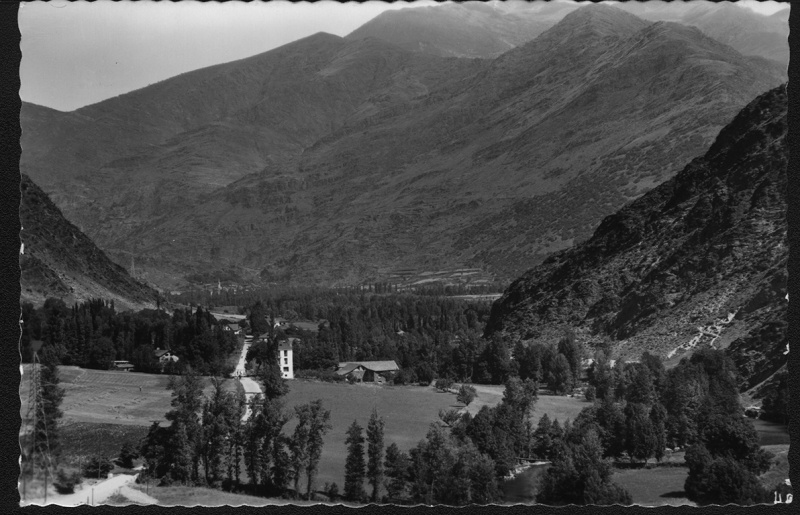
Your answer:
20;0;789;112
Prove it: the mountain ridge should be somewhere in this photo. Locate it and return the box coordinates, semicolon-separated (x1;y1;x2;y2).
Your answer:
483;84;788;390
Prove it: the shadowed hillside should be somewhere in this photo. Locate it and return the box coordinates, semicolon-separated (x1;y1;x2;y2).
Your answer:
20;174;159;309
484;84;788;391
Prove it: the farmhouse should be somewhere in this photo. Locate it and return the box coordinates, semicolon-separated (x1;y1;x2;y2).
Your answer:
336;361;400;383
154;348;179;364
223;323;242;336
112;360;135;372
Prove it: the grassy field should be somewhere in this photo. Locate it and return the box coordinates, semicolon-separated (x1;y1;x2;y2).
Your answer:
759;444;790;491
130;484;328;506
281;381;588;495
612;467;694;507
21;366;238;427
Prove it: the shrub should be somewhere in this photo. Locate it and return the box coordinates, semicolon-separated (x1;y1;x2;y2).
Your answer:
54;468;82;494
393;368;418;385
435;377;454;392
296;369;347;383
585;385;596;402
456;384;477;406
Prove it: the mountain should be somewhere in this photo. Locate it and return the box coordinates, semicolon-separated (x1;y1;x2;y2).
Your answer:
19;174;159;310
20;33;485;283
345;1;578;58
20;5;787;288
614;0;789;65
484;85;788;391
168;4;784;284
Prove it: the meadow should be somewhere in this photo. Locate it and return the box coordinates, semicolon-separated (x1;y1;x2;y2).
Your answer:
611;467;694;507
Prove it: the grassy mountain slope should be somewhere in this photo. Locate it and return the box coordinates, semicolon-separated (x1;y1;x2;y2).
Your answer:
19;175;159;310
19;5;788;288
484;85;788;390
145;4;786;285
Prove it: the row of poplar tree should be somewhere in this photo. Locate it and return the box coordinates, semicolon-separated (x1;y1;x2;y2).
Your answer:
139;336;333;498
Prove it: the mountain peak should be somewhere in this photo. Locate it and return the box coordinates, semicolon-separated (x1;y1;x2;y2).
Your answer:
549;3;650;38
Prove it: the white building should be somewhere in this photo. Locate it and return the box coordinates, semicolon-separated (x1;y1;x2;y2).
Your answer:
278;338;296;379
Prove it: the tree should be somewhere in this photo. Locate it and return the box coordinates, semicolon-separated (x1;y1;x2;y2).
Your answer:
623;403;657;463
533;413;553;460
344;420;366;502
303;400;332;499
118;441;139;469
35;346;65;460
548;354;574;394
83;454;114;479
384;442;409;501
557;329;582;386
537;428;631;505
456;384;477;406
760;370;789;425
366;408;385;502
685;446;768;505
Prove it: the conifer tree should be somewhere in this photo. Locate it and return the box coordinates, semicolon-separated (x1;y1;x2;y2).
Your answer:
303;400;332;498
366;408;385;502
383;442;409;501
344;420;366;502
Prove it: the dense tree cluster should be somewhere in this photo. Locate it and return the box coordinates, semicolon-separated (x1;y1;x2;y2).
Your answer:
512;330;584;393
140;364;331;499
21;299;238;376
574;348;772;505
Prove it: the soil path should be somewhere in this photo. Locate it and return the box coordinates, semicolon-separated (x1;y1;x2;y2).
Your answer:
234;338;263;422
23;473;141;506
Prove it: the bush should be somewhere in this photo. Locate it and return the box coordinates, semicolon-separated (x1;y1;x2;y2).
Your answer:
296;369;347;383
393;368;418;385
435;377;454;392
83;454;114;479
457;384;477;406
54;468;82;494
324;481;340;501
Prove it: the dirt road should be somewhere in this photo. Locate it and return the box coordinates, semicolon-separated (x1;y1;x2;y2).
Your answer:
22;472;157;506
234;338;263;422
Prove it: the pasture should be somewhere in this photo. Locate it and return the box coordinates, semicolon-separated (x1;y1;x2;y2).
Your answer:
611;467;694;507
20;366;236;427
281;381;588;495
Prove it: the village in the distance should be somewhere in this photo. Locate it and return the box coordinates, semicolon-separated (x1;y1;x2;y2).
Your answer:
18;0;791;508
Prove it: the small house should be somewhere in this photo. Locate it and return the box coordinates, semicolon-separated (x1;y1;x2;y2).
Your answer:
154;349;179;364
336;361;400;383
112;360;135;372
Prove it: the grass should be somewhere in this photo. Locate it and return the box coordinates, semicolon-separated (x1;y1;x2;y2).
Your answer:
751;419;790;446
21;365;237;427
612;466;694;507
60;422;150;461
759;444;790;492
281;381;588;496
131;484;321;507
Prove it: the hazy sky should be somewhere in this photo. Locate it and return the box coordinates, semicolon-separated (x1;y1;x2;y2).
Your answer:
20;0;789;112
